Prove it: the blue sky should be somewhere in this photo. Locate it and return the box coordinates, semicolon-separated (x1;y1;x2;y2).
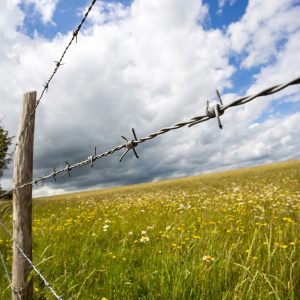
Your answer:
1;0;299;196
205;0;248;28
20;0;248;38
19;0;91;38
18;0;289;120
19;0;135;38
19;0;261;103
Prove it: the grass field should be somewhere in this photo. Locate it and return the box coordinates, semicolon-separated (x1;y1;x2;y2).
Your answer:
1;160;300;299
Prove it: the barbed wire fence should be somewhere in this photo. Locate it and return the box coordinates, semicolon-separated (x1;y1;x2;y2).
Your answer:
8;0;98;161
0;1;299;298
0;247;11;286
0;0;99;299
1;76;300;196
0;221;62;299
0;248;23;300
1;77;299;298
1;73;300;297
0;84;300;299
0;77;300;299
0;241;23;300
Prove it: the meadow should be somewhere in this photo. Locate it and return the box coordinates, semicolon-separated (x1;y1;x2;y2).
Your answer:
0;160;299;299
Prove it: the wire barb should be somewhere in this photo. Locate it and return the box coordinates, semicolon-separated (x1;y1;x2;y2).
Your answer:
52;167;57;181
189;90;224;129
206;89;224;129
216;89;223;106
54;61;65;68
1;76;300;197
73;27;79;43
12;288;23;300
120;128;139;162
88;147;97;167
206;101;224;130
62;161;72;178
43;82;49;92
8;0;99;163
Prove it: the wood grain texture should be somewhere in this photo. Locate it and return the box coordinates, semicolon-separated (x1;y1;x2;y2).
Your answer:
12;91;36;300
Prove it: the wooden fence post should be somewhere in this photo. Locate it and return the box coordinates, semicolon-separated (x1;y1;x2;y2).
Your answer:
12;91;36;300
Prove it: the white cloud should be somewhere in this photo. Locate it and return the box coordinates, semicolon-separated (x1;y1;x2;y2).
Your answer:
223;0;300;138
228;0;300;68
0;0;299;196
0;1;24;38
22;0;59;24
218;0;237;15
86;1;130;25
251;31;300;95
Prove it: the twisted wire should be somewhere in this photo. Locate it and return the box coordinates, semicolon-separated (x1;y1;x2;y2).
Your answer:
1;75;299;196
0;245;22;300
10;0;98;158
222;76;300;110
0;248;11;285
0;221;62;300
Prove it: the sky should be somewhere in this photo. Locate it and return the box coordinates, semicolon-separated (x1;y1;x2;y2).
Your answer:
0;0;299;197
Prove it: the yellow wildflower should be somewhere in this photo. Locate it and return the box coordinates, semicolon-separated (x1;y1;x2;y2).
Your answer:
202;255;215;262
140;236;150;243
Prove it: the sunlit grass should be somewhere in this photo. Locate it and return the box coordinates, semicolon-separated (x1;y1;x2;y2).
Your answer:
1;160;300;299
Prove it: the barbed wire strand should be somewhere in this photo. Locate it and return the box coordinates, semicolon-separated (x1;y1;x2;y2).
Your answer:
0;75;297;196
0;221;62;300
9;0;98;159
0;248;11;285
0;246;22;300
223;76;300;110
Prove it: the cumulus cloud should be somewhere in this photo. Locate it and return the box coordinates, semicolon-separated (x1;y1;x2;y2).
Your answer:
22;0;59;24
251;31;300;94
85;1;130;25
0;0;299;197
228;0;300;68
223;0;300;141
0;1;23;38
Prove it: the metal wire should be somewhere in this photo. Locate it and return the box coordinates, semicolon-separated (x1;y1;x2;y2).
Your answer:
0;190;11;199
222;76;300;110
0;75;299;297
10;0;98;158
0;245;22;300
0;246;12;285
0;221;62;300
0;75;297;196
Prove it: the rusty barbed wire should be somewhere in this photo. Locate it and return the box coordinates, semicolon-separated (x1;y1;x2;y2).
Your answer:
0;75;298;196
9;0;98;158
0;220;62;300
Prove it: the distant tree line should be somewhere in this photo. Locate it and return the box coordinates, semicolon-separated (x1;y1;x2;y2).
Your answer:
0;122;12;199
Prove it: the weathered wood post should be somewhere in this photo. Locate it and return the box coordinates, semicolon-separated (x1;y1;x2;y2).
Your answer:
12;91;36;300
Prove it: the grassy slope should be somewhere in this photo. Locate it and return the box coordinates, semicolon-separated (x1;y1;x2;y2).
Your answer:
1;160;300;299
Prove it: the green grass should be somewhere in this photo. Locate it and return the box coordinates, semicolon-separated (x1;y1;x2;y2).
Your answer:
1;160;300;299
